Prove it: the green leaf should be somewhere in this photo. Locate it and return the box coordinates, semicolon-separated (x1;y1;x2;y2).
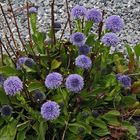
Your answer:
84;21;93;36
134;44;140;58
28;81;45;92
102;110;120;126
16;129;27;140
121;96;136;107
17;121;30;131
0;66;19;76
0;119;18;140
125;44;134;57
0;87;9;105
93;118;107;129
30;14;37;34
51;59;62;70
69;122;92;135
94;128;110;137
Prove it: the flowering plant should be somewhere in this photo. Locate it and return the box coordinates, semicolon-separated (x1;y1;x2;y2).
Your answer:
0;2;140;140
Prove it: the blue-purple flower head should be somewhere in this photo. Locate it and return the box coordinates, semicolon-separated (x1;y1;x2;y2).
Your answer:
41;101;60;120
70;32;86;47
29;7;37;14
3;76;23;96
45;72;63;89
71;5;86;19
65;74;84;93
16;57;28;70
16;57;35;69
101;33;119;47
116;74;131;89
0;105;13;116
75;55;92;69
79;44;91;55
105;15;124;32
86;8;102;23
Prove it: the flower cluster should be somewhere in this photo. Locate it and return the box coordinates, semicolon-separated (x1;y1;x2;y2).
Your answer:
86;8;102;23
75;55;92;69
101;33;119;47
45;72;63;89
28;7;37;14
105;15;124;32
79;44;91;55
65;74;84;93
116;74;131;89
41;101;60;120
0;105;13;116
71;5;86;19
70;32;86;47
3;76;23;96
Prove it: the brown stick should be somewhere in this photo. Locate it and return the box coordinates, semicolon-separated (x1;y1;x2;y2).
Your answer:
0;4;19;51
8;0;28;55
0;38;4;65
0;40;16;66
51;0;56;44
65;0;72;34
5;34;18;59
26;2;36;57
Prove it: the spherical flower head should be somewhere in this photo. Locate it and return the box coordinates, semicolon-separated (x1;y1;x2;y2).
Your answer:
54;21;61;32
70;32;86;47
86;8;102;23
75;55;92;69
16;57;28;70
24;58;35;68
0;105;13;116
116;74;131;89
3;76;23;96
65;74;84;93
101;33;119;47
29;7;37;14
0;74;5;86
33;90;45;102
71;5;86;19
79;44;90;55
45;72;63;89
105;15;124;32
41;101;60;120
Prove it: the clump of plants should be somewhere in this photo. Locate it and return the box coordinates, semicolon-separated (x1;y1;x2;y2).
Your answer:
0;1;140;140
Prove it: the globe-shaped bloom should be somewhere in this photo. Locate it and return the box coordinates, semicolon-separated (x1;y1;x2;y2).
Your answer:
3;76;23;96
29;7;37;14
116;74;131;89
16;57;28;70
0;105;13;116
70;32;86;47
86;8;102;23
45;72;63;89
101;33;119;47
24;58;35;68
79;44;90;55
105;15;124;32
41;101;60;120
33;90;45;102
54;21;61;32
75;55;92;69
71;5;86;19
65;74;84;93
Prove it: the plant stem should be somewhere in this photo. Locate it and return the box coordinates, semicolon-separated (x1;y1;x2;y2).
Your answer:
8;0;28;55
51;0;56;45
5;34;18;59
26;2;36;57
0;39;4;65
0;4;19;51
65;0;72;34
0;40;16;66
61;121;68;140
